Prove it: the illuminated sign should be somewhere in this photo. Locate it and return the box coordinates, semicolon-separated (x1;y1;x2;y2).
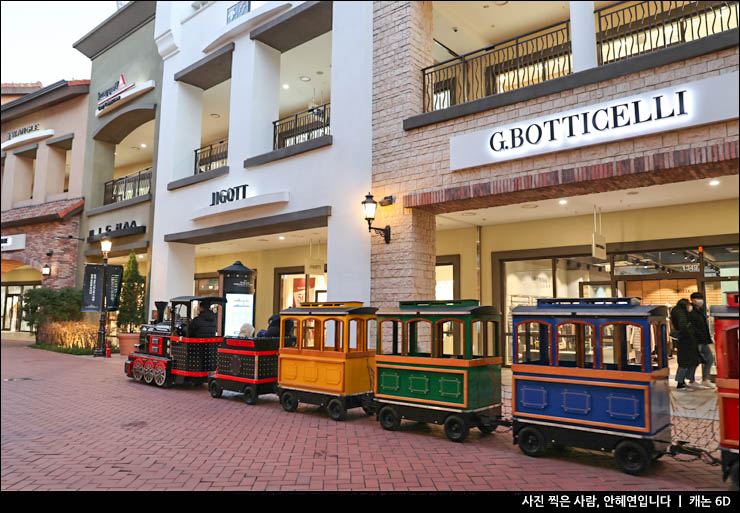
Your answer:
450;72;739;170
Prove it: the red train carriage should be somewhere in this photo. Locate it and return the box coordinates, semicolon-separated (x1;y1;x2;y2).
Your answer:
712;292;739;489
125;296;225;387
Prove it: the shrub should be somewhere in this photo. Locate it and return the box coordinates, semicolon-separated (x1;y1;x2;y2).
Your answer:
117;250;146;333
21;287;83;333
36;321;100;350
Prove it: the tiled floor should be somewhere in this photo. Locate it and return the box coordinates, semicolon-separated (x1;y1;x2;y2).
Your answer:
1;337;731;491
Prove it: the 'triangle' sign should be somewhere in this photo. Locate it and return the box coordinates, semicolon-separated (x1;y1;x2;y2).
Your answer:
450;72;739;171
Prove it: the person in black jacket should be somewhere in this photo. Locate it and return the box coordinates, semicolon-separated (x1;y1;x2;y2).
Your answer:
687;292;716;389
670;298;701;391
190;301;217;338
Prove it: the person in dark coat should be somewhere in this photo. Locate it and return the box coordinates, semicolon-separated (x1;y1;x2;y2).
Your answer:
687;292;715;389
190;301;217;338
670;298;701;391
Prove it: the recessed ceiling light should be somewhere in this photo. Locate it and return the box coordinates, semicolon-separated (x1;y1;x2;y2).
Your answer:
279;236;286;240
210;113;220;118
282;83;290;90
137;254;144;259
521;204;538;209
461;212;476;216
299;76;311;82
114;152;117;155
627;191;639;195
709;179;720;186
140;143;147;148
559;199;568;205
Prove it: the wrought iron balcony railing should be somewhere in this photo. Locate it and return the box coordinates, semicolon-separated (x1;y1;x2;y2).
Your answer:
103;166;152;205
422;21;572;113
597;0;739;65
194;138;228;175
272;103;331;150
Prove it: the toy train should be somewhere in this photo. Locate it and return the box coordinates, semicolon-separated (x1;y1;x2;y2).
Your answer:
124;287;738;487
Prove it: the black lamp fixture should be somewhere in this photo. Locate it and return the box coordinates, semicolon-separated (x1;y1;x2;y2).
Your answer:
42;264;51;276
362;192;392;244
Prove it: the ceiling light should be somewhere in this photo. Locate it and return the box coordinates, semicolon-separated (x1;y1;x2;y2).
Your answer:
138;254;144;259
114;152;117;155
709;179;720;186
210;113;221;118
559;199;568;205
140;143;147;148
282;83;290;90
521;204;538;209
279;236;286;240
299;76;311;82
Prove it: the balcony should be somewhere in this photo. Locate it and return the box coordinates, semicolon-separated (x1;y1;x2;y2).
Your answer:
194;139;228;175
272;103;331;151
422;0;738;113
103;166;151;205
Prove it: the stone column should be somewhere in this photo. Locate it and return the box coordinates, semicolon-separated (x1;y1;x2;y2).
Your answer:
570;1;598;72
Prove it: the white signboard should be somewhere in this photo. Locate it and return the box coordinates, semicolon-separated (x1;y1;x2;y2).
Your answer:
1;234;26;251
224;293;255;337
450;72;740;171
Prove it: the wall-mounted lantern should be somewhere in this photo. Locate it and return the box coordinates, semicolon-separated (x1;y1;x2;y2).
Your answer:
362;192;393;244
42;264;51;276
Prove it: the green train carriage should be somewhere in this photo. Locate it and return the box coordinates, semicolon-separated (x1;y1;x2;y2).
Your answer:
374;300;503;442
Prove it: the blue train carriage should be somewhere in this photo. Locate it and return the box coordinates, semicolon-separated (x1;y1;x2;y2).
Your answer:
511;297;671;475
374;300;503;442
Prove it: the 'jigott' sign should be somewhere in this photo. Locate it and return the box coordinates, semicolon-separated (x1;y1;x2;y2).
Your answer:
449;72;739;170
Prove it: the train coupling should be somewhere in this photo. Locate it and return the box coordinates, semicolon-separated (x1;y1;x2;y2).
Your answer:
668;441;721;465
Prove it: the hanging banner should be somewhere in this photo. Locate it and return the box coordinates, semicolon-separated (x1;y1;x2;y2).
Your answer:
82;265;104;312
105;265;124;312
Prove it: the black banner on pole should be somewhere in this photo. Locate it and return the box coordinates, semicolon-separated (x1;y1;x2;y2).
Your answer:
106;265;124;312
82;264;104;312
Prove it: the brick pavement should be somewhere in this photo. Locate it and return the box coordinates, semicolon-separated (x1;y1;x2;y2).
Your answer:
1;337;731;492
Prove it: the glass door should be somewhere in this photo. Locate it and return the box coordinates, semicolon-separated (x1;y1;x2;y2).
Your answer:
3;295;20;331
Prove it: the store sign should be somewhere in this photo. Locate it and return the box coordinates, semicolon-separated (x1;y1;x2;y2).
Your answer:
89;220;141;238
82;264;124;312
210;184;249;206
304;257;324;276
591;233;607;261
450;72;740;170
1;234;26;251
96;75;156;117
6;124;39;141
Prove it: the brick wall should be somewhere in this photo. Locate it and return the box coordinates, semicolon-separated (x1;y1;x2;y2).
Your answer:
370;1;739;307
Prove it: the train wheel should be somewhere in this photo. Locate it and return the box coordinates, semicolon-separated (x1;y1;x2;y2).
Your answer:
132;360;144;381
209;380;223;398
518;426;546;457
154;364;167;387
614;440;650;475
143;362;155;384
361;406;375;416
444;415;469;443
281;391;298;412
327;399;346;421
730;461;738;491
378;406;401;431
243;385;257;405
477;421;496;434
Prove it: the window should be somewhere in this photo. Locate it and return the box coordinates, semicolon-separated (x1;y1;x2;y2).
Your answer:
433;78;456;111
516;321;550;365
472;320;500;358
195;278;219;297
557;323;595;368
725;325;739;380
348;319;365;352
323;319;343;352
601;323;643;371
281;318;298;348
366;319;377;351
650;323;666;370
436;319;464;358
406;319;433;357
378;319;401;355
302;318;319;349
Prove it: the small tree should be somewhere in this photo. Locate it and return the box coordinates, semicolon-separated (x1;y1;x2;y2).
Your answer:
117;250;146;333
22;287;83;339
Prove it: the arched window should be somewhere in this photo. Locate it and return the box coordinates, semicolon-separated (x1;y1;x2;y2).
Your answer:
601;323;643;371
471;320;500;358
649;322;667;370
348;318;365;352
556;322;595;368
280;317;299;348
435;319;464;358
516;321;550;365
378;319;402;355
366;319;377;351
406;319;433;357
323;319;343;352
302;318;321;350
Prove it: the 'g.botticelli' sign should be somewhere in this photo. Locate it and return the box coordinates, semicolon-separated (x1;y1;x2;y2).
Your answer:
210;184;249;206
450;72;739;171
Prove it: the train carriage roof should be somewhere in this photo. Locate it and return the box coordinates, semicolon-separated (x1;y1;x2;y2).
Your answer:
512;298;667;318
280;302;377;316
377;299;500;317
710;305;739;319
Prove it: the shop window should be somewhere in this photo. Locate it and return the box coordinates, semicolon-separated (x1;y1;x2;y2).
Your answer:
323;319;343;352
436;319;464;358
557;323;595;368
472;320;500;359
302;318;320;349
516;321;550;365
406;319;433;357
195;278;220;297
435;263;454;300
348;319;365;352
601;323;643;371
379;319;402;355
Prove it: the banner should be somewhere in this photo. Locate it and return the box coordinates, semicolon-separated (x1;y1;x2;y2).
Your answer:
82;265;104;312
105;265;124;312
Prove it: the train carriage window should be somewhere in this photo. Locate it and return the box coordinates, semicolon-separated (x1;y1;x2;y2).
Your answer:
601;323;643;371
557;323;595;368
323;319;343;352
436;319;464;358
379;319;402;355
725;326;739;380
489;321;501;358
302;318;320;349
366;319;377;351
472;320;500;358
407;320;433;357
649;323;667;370
516;322;550;365
281;318;298;348
348;319;365;352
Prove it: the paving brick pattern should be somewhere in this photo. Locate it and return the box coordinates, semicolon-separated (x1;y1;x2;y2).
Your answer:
1;338;730;492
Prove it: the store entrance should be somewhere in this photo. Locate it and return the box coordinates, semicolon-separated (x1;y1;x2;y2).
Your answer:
2;294;20;331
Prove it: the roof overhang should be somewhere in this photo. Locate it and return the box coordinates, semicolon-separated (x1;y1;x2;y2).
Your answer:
73;1;156;60
250;1;332;52
1;81;89;123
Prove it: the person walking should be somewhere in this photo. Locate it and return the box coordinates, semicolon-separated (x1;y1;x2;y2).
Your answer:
670;298;701;392
687;292;716;389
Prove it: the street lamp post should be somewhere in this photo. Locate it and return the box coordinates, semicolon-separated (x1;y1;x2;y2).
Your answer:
94;236;113;357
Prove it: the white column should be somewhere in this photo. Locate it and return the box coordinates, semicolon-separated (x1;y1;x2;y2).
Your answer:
570;1;598;73
325;1;373;306
170;82;204;180
148;241;196;314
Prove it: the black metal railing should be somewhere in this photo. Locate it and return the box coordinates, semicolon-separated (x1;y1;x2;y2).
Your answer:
272;103;331;150
422;21;572;113
103;167;152;205
597;1;739;65
194;139;228;175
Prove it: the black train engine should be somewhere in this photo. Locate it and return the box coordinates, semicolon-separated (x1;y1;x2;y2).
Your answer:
125;296;225;387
